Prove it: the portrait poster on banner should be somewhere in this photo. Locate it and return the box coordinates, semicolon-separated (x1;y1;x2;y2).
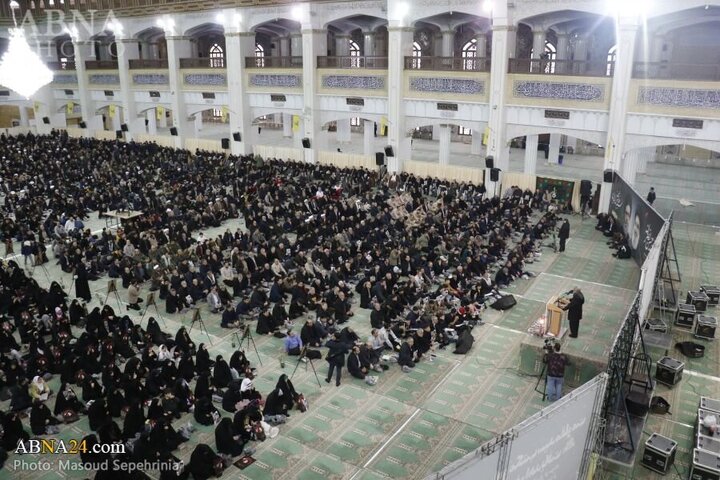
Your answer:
536;177;574;207
609;174;665;266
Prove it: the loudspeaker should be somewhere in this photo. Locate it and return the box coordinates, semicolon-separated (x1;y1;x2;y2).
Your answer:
232;132;241;142
490;168;501;182
170;127;178;136
490;294;516;311
115;130;123;139
42;117;50;124
375;152;385;166
485;156;494;169
625;391;651;416
384;146;394;157
580;180;592;196
221;138;230;149
145;119;149;127
302;138;311;149
603;169;614;183
79;121;87;129
121;123;128;132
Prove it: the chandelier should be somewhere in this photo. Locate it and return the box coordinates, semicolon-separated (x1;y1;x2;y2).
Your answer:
0;2;54;98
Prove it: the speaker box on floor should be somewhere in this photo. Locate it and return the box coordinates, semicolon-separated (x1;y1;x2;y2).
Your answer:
490;294;516;310
384;146;394;157
580;179;592;196
626;391;651;416
115;130;123;139
485;156;494;169
375;152;385;166
121;123;128;132
603;169;615;183
42;116;50;124
490;168;501;182
232;132;241;142
79;121;87;129
221;138;230;149
302;137;311;149
170;127;178;136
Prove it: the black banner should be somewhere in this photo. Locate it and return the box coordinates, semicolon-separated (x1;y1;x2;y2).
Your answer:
609;174;665;266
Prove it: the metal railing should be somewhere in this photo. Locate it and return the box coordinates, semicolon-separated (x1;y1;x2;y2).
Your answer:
317;56;388;69
179;58;226;69
85;60;119;70
129;59;169;69
404;56;491;72
632;62;720;81
508;58;614;77
47;61;76;71
244;56;304;68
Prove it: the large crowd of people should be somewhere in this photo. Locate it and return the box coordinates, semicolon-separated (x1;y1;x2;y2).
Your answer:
0;131;562;477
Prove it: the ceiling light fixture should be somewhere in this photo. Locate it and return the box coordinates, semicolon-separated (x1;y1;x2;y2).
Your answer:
0;1;54;98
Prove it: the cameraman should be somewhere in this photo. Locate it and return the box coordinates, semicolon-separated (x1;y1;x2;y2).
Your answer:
543;343;570;402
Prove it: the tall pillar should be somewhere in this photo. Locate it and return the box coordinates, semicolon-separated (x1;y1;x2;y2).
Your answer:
290;33;302;56
116;37;140;140
301;17;327;163
475;32;487;58
622;149;640;186
278;36;289;57
194;114;203;136
18;105;29;126
524;134;539;174
387;21;414;172
438;124;451;165
163;33;192;148
572;35;588;75
364;120;374;156
336;119;351;143
222;13;255;156
111;107;122;132
335;34;350;56
363;31;376;56
147;109;157;135
531;29;545;58
471;128;483;155
556;33;569;73
548;134;561;164
282;113;292;138
599;17;639;213
433;33;443;56
441;30;455;57
71;39;94;133
486;3;515;180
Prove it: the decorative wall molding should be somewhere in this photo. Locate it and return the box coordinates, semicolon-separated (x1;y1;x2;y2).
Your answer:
133;74;169;85
637;86;720;110
52;74;78;84
184;73;227;86
89;74;120;85
322;75;385;90
513;81;605;102
410;77;484;95
250;74;302;88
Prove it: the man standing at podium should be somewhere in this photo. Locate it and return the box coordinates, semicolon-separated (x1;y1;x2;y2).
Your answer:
562;287;585;338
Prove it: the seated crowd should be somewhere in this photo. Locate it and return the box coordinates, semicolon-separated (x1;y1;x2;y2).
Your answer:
0;131;564;477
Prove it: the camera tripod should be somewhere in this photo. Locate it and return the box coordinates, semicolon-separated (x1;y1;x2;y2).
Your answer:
231;324;262;366
28;261;52;287
139;292;167;328
103;279;124;312
290;346;322;387
534;360;548;402
188;308;212;345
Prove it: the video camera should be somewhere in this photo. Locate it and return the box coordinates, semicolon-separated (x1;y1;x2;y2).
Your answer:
543;337;557;353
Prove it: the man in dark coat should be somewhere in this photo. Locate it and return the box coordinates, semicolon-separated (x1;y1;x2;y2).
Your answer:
562;287;585;338
558;219;570;253
324;333;351;387
75;262;92;302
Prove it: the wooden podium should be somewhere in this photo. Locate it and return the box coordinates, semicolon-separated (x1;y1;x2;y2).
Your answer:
546;295;569;337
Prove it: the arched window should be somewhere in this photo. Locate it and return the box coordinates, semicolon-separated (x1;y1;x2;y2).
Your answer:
209;43;224;68
255;43;264;67
462;38;477;71
606;45;617;76
349;40;360;67
411;41;422;69
529;41;556;73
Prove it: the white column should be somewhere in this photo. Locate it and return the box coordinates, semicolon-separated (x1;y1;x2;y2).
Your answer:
572;35;588;75
364;120;374;156
486;3;515;181
301;24;328;163
363;31;375;56
433;34;443;56
524;135;539;174
387;22;414;172
336;119;351;143
438;124;451;165
599;18;639;213
548;134;561;164
283;113;292;138
637;148;652;174
111;107;122;132
531;29;545;58
164;34;192;148
556;33;569;73
71;39;94;133
441;30;455;57
18;105;29;126
622;149;641;186
117;38;140;139
147;109;157;135
224;15;255;156
335;34;350;56
471;128;483;155
279;36;290;57
476;32;487;58
290;33;302;56
194;114;203;136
